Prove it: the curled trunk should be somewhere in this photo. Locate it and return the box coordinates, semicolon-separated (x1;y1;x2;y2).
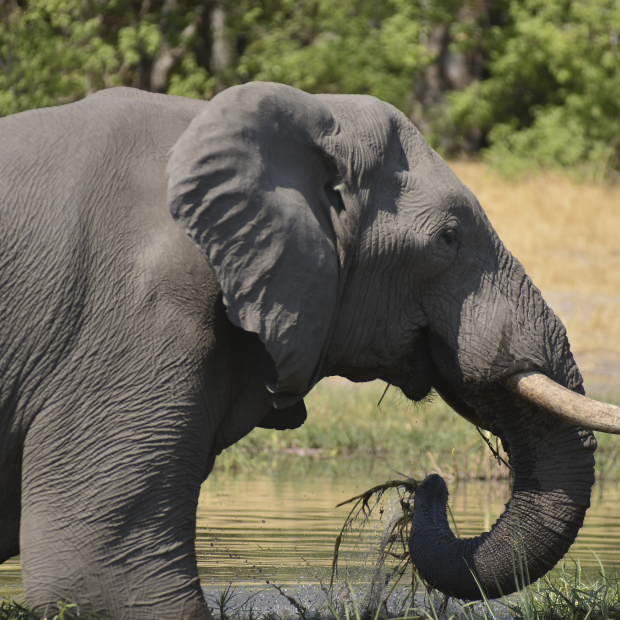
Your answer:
408;391;596;600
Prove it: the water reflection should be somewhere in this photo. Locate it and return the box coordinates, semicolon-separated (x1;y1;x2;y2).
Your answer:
2;475;619;598
196;475;620;587
196;473;361;587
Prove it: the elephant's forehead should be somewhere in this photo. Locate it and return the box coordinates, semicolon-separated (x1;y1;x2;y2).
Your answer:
394;164;478;214
320;95;419;153
318;93;395;134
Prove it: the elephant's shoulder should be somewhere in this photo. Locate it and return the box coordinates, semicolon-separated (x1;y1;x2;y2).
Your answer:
86;87;207;116
75;88;208;151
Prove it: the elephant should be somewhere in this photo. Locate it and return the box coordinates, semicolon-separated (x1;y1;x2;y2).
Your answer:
1;81;619;618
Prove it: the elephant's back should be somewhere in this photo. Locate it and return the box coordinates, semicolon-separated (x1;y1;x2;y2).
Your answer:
0;91;210;425
0;89;207;251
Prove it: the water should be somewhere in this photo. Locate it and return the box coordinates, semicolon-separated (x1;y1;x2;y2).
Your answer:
198;475;620;586
198;476;620;618
2;474;620;600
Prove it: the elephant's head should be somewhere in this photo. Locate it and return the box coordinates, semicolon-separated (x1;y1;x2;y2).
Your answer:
166;82;620;599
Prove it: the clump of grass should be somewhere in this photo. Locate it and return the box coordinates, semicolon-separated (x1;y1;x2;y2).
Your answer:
209;585;239;620
0;598;32;620
505;560;620;620
0;598;78;620
329;478;417;615
207;585;267;620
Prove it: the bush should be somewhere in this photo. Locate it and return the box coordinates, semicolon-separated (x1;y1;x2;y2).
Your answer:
449;0;620;179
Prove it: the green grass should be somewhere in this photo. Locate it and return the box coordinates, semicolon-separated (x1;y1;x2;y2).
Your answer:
214;380;507;479
0;598;30;620
0;598;77;620
505;561;620;620
198;562;620;620
213;380;620;481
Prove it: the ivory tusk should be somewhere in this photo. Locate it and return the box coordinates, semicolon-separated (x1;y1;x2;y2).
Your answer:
504;371;620;434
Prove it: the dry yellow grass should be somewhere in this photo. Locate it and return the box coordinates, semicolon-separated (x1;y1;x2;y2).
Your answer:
450;162;620;295
450;161;620;394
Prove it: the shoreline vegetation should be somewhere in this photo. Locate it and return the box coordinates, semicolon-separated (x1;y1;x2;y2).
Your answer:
213;378;620;481
4;562;620;619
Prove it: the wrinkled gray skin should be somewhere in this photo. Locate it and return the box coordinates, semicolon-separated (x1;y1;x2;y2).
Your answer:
0;83;595;618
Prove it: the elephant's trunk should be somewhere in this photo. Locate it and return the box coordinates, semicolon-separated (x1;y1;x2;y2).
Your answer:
408;391;596;600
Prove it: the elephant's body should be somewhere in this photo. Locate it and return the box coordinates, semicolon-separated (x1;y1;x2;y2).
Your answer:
0;90;274;618
0;84;598;617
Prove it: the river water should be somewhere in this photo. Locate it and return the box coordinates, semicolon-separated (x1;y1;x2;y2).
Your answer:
2;473;620;602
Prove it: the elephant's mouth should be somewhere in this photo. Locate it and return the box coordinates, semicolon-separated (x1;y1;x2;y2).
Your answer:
404;326;620;435
394;332;489;427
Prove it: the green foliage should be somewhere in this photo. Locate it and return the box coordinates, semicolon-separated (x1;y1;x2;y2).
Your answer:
0;0;214;116
0;597;32;620
0;0;468;118
449;0;620;178
233;0;436;113
2;0;620;174
0;598;78;620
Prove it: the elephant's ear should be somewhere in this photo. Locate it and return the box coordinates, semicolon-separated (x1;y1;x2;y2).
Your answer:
166;82;343;408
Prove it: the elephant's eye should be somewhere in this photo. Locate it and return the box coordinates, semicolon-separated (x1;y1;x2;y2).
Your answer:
325;183;346;213
441;229;459;246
